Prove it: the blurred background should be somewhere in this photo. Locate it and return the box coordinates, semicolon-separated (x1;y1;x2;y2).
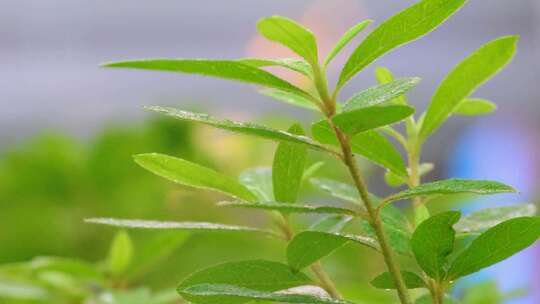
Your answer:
1;0;539;303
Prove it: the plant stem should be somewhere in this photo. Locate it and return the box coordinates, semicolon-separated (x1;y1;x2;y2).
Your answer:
277;215;342;299
331;124;412;304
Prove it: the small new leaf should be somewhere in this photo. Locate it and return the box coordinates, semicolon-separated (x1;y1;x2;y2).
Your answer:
371;271;426;289
342;78;421;112
108;230;134;277
333;105;415;135
272;124;308;203
338;0;467;90
454;98;497;116
257;16;319;66
411;211;461;280
134;153;256;202
324;20;373;67
420;36;518;138
448;217;540;280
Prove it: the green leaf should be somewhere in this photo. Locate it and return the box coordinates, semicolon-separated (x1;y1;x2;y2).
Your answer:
147;107;332;153
177;260;311;304
134;153;256;202
0;279;49;300
342;78;421;112
102;59;310;98
302;161;325;182
310;215;353;233
108;230;134;277
257;16;319;66
287;231;379;270
272;124;308;203
260;89;319;112
414;204;431;227
127;232;190;281
180;284;352;304
454;98;497;116
312;122;407;177
218;201;357;216
420;36;518;138
411;211;461;280
238;167;274;202
310;178;359;204
371;271;426;289
385;163;434;187
448;217;540;280
333;105;415;135
238;58;313;77
85;218;279;238
415;294;458;304
455;204;537;234
360;205;412;256
324;19;373;67
338;0;467;89
386;179;516;203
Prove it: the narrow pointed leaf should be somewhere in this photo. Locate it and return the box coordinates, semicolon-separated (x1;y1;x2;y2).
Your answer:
411;211;461;280
147;107;332;153
218;201;357;216
312;122;407;177
324;19;373;66
333;105;415;135
85;218;278;237
455;204;537;233
420;36;518;138
272;124;308;203
177;260;311;304
386;179;516;203
454;98;497;116
342;78;421;112
108;230;134;276
448;217;540;280
238;58;313;77
102;59;310;97
310;215;354;233
338;0;467;89
134;153;256;201
260;89;319;111
180;284;352;304
310;178;359;204
257;16;319;65
238;167;274;202
287;231;379;270
371;271;426;289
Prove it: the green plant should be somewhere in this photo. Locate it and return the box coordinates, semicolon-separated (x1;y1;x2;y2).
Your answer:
89;1;538;303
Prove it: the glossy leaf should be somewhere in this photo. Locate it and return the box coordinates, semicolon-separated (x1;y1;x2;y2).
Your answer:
238;58;313;77
386;179;516;203
85;218;279;237
310;215;354;233
312;122;407;177
342;78;420;112
287;231;379;270
371;271;426;289
324;19;373;66
108;230;134;276
238;167;274;202
375;68;407;106
454;98;497;116
134;153;256;202
272;124;308;203
260;89;319;111
218;201;357;216
310;178;359;204
338;0;466;89
103;59;310;97
333;105;415;135
147;107;331;153
180;284;352;304
420;36;518;138
257;16;318;65
448;217;540;280
455;204;537;233
177;260;311;304
411;211;461;280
